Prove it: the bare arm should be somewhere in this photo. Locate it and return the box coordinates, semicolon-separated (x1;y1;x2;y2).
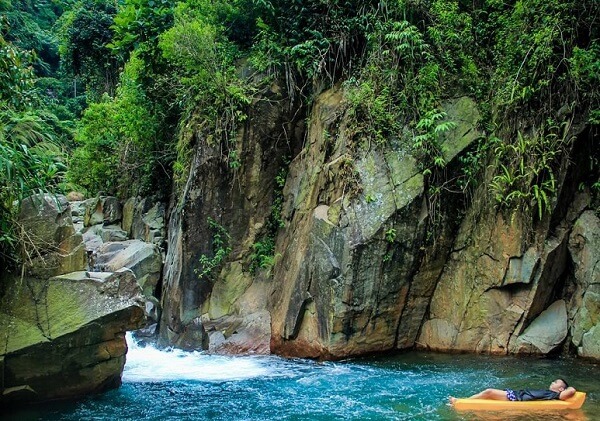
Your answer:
559;387;576;400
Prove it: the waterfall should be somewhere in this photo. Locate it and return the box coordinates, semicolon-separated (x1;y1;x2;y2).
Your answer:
123;332;273;383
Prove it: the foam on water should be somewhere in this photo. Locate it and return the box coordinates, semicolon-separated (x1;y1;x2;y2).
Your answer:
123;332;274;383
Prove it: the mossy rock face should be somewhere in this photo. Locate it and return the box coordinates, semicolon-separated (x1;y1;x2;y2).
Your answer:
440;96;481;163
209;262;251;320
0;270;144;405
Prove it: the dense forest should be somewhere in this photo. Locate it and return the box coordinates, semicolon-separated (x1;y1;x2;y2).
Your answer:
1;0;599;274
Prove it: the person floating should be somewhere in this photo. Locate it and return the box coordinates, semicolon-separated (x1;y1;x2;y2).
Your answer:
449;378;577;405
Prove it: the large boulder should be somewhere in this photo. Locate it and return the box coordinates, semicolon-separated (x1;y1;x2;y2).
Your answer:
19;194;86;278
93;240;162;298
0;270;144;405
511;300;568;354
82;196;122;228
126;198;166;249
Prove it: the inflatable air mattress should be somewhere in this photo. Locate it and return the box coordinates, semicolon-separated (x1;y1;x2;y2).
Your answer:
453;392;586;411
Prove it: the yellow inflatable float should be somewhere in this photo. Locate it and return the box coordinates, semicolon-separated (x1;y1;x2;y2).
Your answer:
453;391;586;411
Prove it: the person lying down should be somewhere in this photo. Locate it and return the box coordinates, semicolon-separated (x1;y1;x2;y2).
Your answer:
449;378;577;405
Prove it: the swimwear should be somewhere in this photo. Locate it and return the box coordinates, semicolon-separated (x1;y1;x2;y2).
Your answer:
506;389;517;401
505;389;560;401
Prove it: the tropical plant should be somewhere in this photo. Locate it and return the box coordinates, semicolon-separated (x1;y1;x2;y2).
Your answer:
412;109;456;174
195;217;231;280
489;123;568;220
110;0;175;66
159;4;250;185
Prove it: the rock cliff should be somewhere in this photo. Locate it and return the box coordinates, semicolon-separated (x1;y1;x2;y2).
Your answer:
160;81;599;360
158;81;304;353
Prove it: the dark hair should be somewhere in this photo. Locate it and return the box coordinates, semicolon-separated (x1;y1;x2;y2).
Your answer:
558;378;569;388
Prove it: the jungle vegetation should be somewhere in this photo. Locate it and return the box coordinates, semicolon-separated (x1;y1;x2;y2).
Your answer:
1;0;599;271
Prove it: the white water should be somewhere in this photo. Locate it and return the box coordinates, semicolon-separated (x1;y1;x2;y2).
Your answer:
123;332;276;383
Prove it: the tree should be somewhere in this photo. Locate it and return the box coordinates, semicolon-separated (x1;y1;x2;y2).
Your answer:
56;0;120;101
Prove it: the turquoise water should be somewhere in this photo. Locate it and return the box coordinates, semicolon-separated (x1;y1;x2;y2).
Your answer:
2;335;599;421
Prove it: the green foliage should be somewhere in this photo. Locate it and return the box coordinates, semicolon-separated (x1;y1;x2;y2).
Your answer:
457;137;489;193
56;0;120;101
488;0;599;116
342;1;476;151
66;55;162;197
2;0;62;77
0;31;66;268
0;109;65;195
569;43;600;123
195;217;231;280
1;0;85;121
344;76;402;146
250;0;370;81
489;123;568;220
66;97;118;194
249;237;276;274
159;3;250;185
412;110;456;174
111;0;175;58
385;228;397;243
426;0;479;94
0;33;36;109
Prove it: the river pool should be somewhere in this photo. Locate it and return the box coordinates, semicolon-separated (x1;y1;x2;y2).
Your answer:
2;335;599;420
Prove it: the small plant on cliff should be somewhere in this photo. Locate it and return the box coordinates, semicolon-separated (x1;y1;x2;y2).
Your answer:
249;237;277;274
195;217;231;280
385;228;397;243
412;109;456;174
489;121;569;221
249;163;287;275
